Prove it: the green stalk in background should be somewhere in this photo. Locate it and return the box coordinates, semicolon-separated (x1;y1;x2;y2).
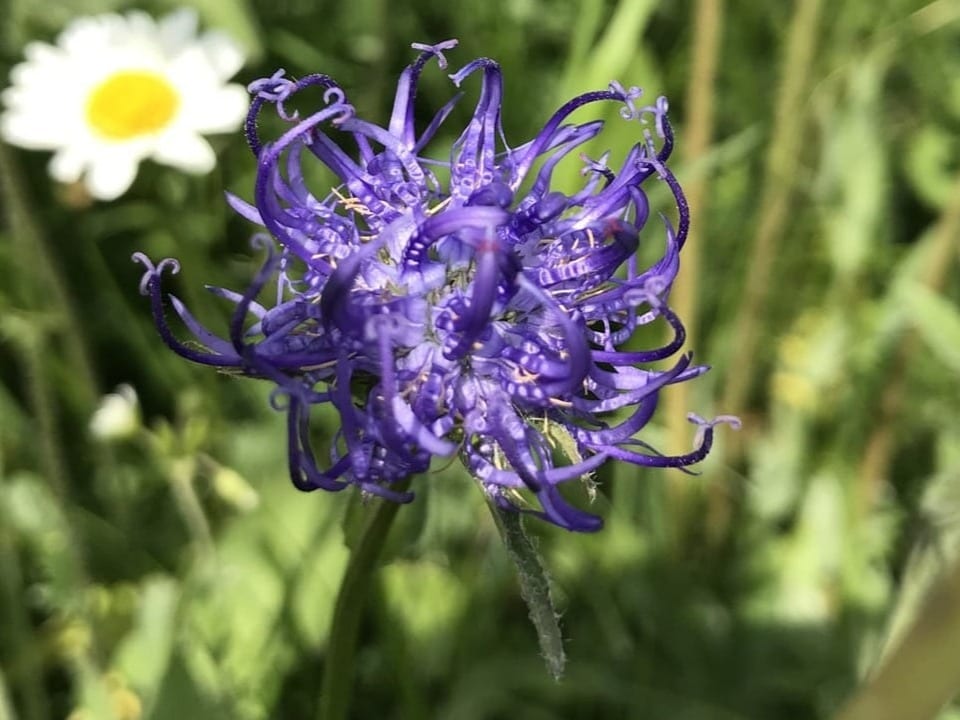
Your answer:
663;0;724;510
0;141;94;568
720;0;824;435
855;63;960;519
843;173;960;703
837;18;960;714
0;144;99;412
835;553;960;720
0;455;49;720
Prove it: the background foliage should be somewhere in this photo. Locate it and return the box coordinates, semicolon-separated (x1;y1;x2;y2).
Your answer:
2;0;960;718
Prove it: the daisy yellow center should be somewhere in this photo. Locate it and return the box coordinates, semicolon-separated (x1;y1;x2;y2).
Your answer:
86;71;180;140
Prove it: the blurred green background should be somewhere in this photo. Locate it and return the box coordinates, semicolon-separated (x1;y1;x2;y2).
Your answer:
2;0;960;718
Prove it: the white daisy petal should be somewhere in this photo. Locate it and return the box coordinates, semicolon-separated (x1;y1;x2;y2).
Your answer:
86;152;140;201
200;31;245;80
1;112;61;149
153;133;216;174
126;10;158;37
49;148;88;183
159;8;199;53
59;16;113;54
0;7;248;201
23;41;63;66
184;84;248;134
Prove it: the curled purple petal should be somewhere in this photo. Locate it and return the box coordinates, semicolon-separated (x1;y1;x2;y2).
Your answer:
135;40;735;532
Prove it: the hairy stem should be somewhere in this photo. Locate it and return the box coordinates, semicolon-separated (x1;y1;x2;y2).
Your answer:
490;505;566;680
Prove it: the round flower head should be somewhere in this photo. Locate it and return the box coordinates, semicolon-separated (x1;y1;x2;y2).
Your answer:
135;41;738;531
1;8;248;200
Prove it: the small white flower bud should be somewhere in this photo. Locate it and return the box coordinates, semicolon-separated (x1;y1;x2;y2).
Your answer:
89;384;140;441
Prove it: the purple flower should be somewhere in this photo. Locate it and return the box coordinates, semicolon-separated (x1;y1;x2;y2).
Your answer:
135;40;737;532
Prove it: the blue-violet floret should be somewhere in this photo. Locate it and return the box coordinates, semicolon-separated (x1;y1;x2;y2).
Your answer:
134;40;738;532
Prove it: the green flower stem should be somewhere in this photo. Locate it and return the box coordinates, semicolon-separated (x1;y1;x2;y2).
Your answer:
167;457;216;561
490;504;566;680
318;482;410;720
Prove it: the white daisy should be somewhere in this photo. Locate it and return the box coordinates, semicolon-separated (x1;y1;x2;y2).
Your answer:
0;8;249;201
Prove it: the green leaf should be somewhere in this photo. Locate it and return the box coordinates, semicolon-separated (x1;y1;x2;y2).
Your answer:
147;654;230;720
71;658;121;720
0;668;16;720
551;0;662;196
2;473;85;612
112;576;180;706
289;530;349;648
381;561;469;651
900;282;960;374
904;124;958;210
862;423;960;682
820;59;888;276
559;0;659;98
